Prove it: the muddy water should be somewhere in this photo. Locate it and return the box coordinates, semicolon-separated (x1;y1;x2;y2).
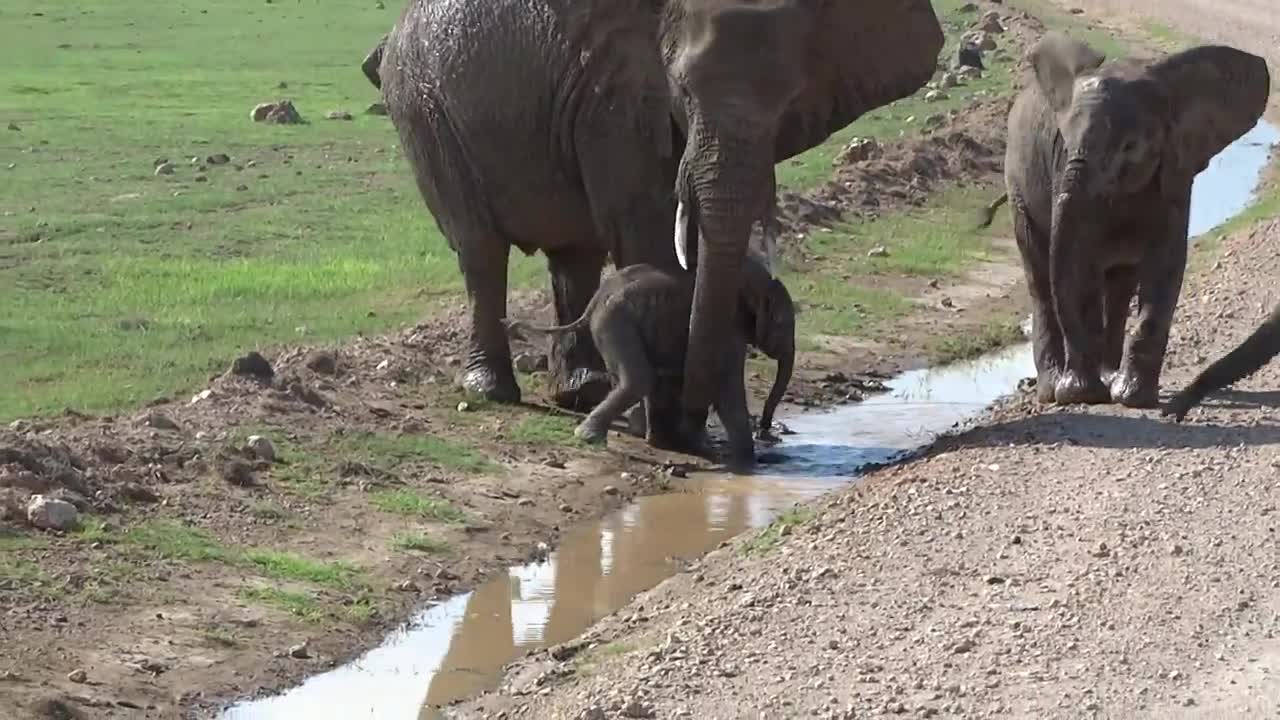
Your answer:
220;122;1278;720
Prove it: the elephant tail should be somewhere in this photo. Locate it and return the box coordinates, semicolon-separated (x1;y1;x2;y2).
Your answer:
502;312;591;341
1163;302;1280;422
974;192;1009;229
361;34;388;90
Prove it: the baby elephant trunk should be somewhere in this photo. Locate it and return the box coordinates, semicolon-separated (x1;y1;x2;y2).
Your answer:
759;340;793;435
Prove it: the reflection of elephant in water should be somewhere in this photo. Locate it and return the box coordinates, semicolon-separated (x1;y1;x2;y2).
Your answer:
366;0;943;424
1164;304;1280;421
504;257;795;465
982;32;1268;407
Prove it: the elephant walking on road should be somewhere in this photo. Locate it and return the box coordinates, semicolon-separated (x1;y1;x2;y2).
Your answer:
985;32;1269;407
367;0;943;430
504;257;795;466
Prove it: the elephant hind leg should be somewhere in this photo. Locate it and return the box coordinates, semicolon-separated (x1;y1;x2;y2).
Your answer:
546;248;611;411
574;312;652;444
1012;204;1065;404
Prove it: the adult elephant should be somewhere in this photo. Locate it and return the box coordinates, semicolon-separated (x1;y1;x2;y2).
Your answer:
991;32;1268;407
367;0;943;422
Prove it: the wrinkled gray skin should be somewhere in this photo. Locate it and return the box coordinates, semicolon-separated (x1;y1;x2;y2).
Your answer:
504;258;795;466
365;0;942;435
1163;303;1280;422
987;32;1268;407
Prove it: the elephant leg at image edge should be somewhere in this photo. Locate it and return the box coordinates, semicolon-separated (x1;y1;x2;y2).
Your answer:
1013;206;1065;403
545;249;611;411
713;339;756;468
1111;207;1189;407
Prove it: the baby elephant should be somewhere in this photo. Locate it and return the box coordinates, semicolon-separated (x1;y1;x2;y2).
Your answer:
504;260;795;464
1163;302;1280;422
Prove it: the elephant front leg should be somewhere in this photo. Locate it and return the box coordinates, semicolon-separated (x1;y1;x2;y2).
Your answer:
1049;196;1110;405
714;340;755;468
1100;266;1138;386
1013;207;1065;403
545;249;611;411
1112;219;1189;408
458;241;521;403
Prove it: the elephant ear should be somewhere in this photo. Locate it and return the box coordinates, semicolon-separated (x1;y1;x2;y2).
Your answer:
1027;32;1106;113
1149;45;1271;186
771;0;945;160
563;0;674;159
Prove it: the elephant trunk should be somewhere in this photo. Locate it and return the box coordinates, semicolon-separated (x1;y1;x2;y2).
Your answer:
677;131;776;416
1049;161;1098;377
759;339;793;435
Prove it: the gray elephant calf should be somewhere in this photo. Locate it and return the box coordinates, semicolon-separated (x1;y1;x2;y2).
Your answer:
983;32;1268;407
504;259;795;464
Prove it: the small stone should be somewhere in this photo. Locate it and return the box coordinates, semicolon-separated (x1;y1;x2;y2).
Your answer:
1171;543;1184;556
603;485;619;496
513;352;548;374
365;102;389;116
1092;542;1111;558
957;65;983;80
6;122;19;131
980;10;1004;33
326;110;354;121
206;153;231;165
67;669;87;683
245;435;276;463
953;638;976;654
939;72;959;89
959;2;978;11
559;503;574;513
304;350;339;375
221;460;256;487
154;162;175;176
622;700;656;719
456;401;471;412
964;30;998;51
194;175;208;183
230;351;274;379
143;412;181;431
1069;7;1085;14
579;707;606;720
288;641;311;659
833;136;881;165
985;575;1006;584
925;90;948;103
868;245;890;258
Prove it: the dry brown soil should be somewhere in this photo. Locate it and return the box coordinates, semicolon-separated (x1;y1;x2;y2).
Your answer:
447;2;1280;719
0;7;1038;720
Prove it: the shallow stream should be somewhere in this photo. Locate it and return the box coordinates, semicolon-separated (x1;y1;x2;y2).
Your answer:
222;120;1279;720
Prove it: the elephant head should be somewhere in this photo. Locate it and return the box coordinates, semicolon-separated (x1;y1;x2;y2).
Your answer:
573;0;944;418
740;255;795;438
1029;33;1269;373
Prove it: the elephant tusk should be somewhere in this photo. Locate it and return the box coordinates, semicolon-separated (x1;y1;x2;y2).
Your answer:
761;217;780;274
674;200;690;271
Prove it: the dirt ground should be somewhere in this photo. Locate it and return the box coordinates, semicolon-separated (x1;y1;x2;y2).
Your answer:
0;6;1039;719
447;2;1280;719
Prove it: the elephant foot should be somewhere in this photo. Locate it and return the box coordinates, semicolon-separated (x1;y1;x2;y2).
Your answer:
724;442;757;471
1161;388;1200;422
574;422;609;446
1110;371;1159;409
462;364;521;404
1053;371;1110;405
550;368;611;412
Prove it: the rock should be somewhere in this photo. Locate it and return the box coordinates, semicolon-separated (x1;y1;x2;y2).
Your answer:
304;350;339;375
456;401;471;412
194;175;208;183
939;72;959;89
221;460;256;487
833;136;881;165
603;485;619;496
67;669;87;683
26;495;79;531
1069;6;1085;14
245;435;276;463
924;90;948;103
326;110;354;121
954;43;984;71
251;100;304;125
206;153;230;165
559;503;574;513
513;352;548;374
868;246;890;258
365;102;389;116
964;30;998;51
959;2;978;11
622;699;656;719
6;122;19;131
120;483;161;504
980;10;1004;33
154;162;175;176
952;638;976;654
957;65;983;81
0;489;25;522
142;412;181;431
288;641;311;659
230;351;274;379
579;708;607;720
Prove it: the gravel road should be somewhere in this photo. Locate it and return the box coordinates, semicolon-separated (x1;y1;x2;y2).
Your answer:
450;2;1280;718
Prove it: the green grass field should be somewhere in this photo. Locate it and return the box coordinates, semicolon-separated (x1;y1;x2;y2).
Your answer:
1;0;1053;421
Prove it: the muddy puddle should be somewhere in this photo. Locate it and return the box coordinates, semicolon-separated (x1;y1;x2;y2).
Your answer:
220;121;1279;719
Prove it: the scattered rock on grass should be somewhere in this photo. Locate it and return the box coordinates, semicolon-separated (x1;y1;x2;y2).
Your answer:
154;162;175;176
26;495;79;531
142;412;181;432
980;10;1005;33
365;102;388;116
833;137;881;166
289;641;311;659
326;110;354;121
206;153;230;165
66;669;87;684
245;435;276;463
868;246;890;258
230;351;274;380
304;350;339;375
221;459;256;487
251;100;304;125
